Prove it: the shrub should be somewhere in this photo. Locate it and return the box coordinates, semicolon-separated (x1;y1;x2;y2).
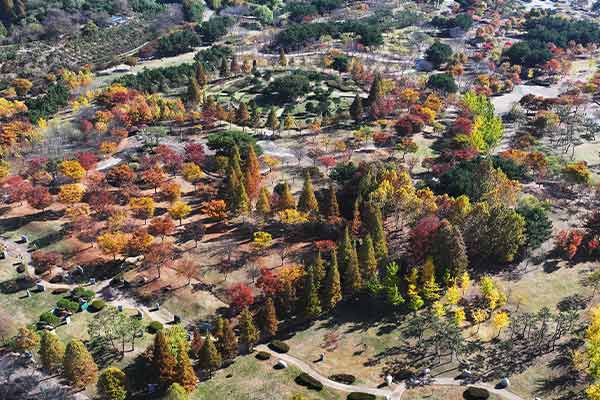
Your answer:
89;300;106;312
39;311;61;327
255;351;271;360
147;321;164;333
330;374;356;385
347;393;376;400
269;340;290;353
56;298;80;313
464;386;490;400
295;373;323;391
52;288;69;295
72;287;95;301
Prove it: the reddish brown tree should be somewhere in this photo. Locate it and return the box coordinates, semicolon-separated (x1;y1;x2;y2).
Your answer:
184;142;206;165
144;242;175;279
226;283;254;314
26;186;52;210
148;216;176;241
75;152;99;172
256;268;281;297
106;164;135;187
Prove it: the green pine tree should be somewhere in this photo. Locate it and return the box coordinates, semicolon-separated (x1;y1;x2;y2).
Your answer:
238;307;259;352
39;331;65;373
197;336;221;377
313;251;326;287
97;367;127;400
343;241;362;297
234;180;251;214
219;57;230;77
297;172;319;214
338;225;353;275
368;205;388;260
302;267;322;319
367;73;384;105
349;94;364;122
322;249;342;311
359;234;378;283
266;107;279;134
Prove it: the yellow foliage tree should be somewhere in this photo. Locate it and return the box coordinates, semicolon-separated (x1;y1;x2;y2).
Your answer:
58;184;85;205
59;160;86;181
169;201;192;225
97;232;128;260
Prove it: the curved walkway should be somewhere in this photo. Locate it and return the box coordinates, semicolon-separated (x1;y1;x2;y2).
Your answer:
255;345;525;400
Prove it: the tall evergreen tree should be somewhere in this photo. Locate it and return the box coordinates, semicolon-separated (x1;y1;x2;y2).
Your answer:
266;107;279;134
39;331;65;373
236;102;250;130
197;336;221;378
343;241;362;297
244;145;261;199
322;249;342;311
260;297;279;338
238;307;259;352
63;339;98;388
256;187;271;216
313;251;326;287
338;225;353;275
230;55;240;74
326;185;340;219
349;94;364;122
226;165;240;204
229;145;243;179
220;319;238;360
359;234;377;283
153;331;177;387
367;73;384;105
187;77;203;105
367;205;388;260
277;278;296;317
212;317;224;340
432;220;468;281
283;112;296;131
166;383;188;400
351;199;362;236
278;48;288;67
219;57;230;77
279;181;295;210
195;63;209;87
250;103;261;129
97;367;127;400
234;180;250;214
302;267;322;319
297;172;319;214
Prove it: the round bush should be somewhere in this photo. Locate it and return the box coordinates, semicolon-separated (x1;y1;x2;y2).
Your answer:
72;287;95;301
269;340;289;353
39;311;61;327
464;387;490;400
56;298;80;313
347;393;375;400
89;299;106;312
255;351;271;361
147;321;164;333
295;373;323;391
330;374;356;385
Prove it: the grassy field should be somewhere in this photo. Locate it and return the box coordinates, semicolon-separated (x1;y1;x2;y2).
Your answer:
192;354;348;400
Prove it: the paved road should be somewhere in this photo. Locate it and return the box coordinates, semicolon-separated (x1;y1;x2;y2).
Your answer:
256;345;525;400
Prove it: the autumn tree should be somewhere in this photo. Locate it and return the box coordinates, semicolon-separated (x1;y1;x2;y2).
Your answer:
97;232;128;260
106;164;135;187
176;348;198;391
59;160;86;182
198;335;221;377
186;220;205;247
326;185;340;221
255;187;271;216
129;197;156;223
238;307;259;352
187;77;203;105
432;220;468;282
366;205;388;260
338;225;353;275
142;166;166;193
153;331;177;387
236;102;250;131
58;184;85;206
302;267;322;320
149;216;176;240
27;186;52;210
195;63;209;87
169;200;192;225
63;339;98;388
260;297;279;338
266;107;279;134
127;229;154;255
12;327;39;353
227;283;254;313
144;242;175;279
97;367;127;400
244;144;261;199
182;162;204;186
219;319;238;360
278;181;295;210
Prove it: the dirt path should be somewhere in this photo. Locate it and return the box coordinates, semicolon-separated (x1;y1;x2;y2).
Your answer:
1;238;174;325
255;346;525;400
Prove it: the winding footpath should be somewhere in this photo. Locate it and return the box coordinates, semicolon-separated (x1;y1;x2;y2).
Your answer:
255;345;525;400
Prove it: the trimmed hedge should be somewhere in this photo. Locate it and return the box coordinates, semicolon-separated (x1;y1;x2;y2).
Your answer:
330;374;356;385
464;387;490;400
347;393;375;400
269;340;290;353
39;311;61;327
72;287;95;301
147;321;164;333
89;299;106;312
255;351;271;360
295;373;323;391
